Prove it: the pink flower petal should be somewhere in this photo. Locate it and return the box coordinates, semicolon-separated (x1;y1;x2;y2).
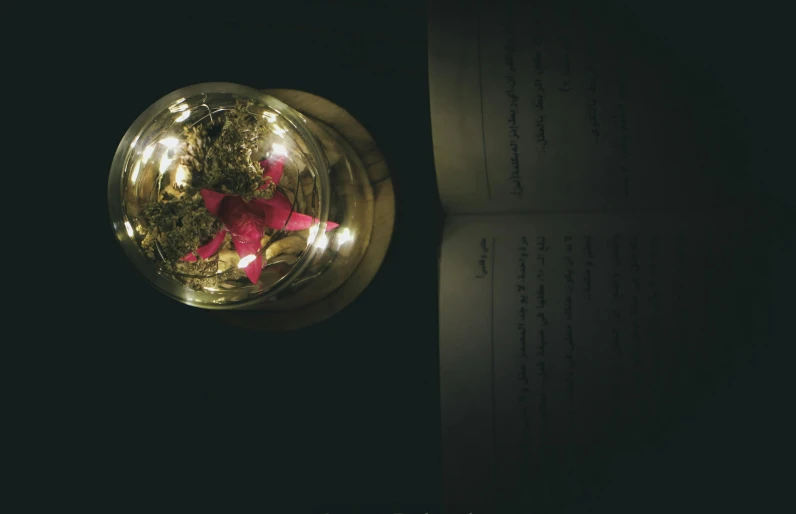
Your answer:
218;196;266;242
180;229;227;261
253;198;339;231
259;157;285;189
196;229;227;260
200;189;227;217
265;191;293;211
231;236;264;284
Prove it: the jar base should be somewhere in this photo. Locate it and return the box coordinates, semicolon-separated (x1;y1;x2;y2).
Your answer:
212;89;394;330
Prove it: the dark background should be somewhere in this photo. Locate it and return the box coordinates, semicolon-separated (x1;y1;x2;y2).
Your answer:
78;2;443;512
28;0;794;512
69;2;442;512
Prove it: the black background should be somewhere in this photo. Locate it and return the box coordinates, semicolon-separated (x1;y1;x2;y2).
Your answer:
21;0;794;512
35;2;441;511
89;2;443;511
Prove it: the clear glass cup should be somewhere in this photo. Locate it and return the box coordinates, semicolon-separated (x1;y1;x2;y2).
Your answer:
108;83;374;310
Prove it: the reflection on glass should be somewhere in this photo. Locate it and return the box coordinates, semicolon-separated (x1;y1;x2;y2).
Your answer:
109;83;375;310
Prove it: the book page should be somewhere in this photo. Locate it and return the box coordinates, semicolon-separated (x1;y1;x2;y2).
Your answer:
439;212;772;512
429;0;747;214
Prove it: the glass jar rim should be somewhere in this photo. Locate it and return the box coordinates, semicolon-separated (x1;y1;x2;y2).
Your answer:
108;82;332;308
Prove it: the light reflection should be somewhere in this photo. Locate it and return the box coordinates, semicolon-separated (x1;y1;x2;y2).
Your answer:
159;154;173;175
262;112;277;122
159;137;180;148
168;98;187;112
130;160;141;184
124;221;135;238
175;109;191;122
130;135;140;149
336;227;354;248
308;223;319;244
175;165;189;187
238;254;257;268
315;233;329;250
308;223;335;250
272;125;287;137
271;143;288;156
142;144;155;164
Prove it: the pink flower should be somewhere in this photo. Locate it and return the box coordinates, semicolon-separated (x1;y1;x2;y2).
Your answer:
181;157;338;284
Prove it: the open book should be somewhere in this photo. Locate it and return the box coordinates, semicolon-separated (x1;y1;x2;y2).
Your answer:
430;1;774;511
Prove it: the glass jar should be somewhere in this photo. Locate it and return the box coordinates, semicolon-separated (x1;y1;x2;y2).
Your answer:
108;83;375;311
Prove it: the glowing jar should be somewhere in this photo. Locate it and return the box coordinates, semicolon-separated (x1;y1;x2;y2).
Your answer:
108;83;376;313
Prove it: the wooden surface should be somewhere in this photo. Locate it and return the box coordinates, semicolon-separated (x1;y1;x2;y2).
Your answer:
213;89;395;330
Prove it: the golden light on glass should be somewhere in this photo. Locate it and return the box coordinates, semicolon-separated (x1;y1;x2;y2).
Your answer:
159;137;180;148
142;144;155;164
336;227;354;248
159;154;173;175
130;160;141;184
168;98;187;112
272;143;288;157
175;164;189;187
308;223;320;245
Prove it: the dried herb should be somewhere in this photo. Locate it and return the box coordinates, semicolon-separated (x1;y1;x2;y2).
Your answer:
140;191;222;261
182;100;272;200
140;100;273;264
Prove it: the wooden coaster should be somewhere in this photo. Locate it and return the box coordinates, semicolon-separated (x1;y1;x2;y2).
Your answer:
212;90;395;330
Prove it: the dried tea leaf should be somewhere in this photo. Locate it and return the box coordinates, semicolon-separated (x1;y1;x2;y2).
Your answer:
182;100;271;200
139;192;222;261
